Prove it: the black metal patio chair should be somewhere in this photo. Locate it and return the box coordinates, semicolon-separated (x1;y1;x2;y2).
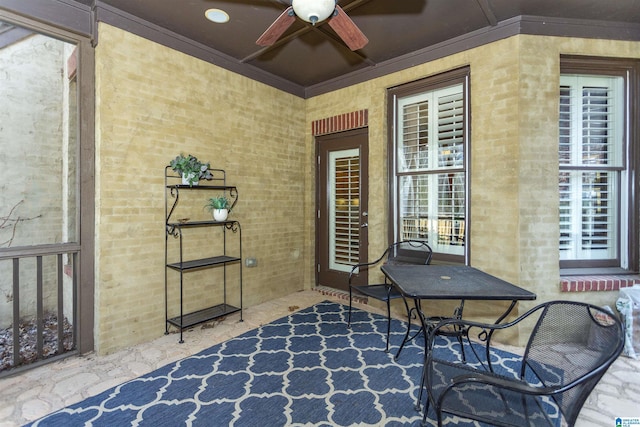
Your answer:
347;240;432;352
419;300;624;427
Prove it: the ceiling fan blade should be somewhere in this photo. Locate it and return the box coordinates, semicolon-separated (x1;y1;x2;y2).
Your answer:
327;5;368;51
256;6;296;47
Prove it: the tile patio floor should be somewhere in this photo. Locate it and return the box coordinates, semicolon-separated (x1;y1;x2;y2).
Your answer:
0;289;638;427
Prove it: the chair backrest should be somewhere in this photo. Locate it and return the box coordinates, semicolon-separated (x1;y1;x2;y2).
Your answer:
385;240;432;266
521;301;624;426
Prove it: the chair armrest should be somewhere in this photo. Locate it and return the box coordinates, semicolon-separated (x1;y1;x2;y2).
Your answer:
348;247;391;284
426;318;504;348
426;303;551;349
425;313;540;371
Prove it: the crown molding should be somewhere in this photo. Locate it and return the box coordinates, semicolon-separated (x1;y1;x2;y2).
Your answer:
305;15;640;98
0;0;92;38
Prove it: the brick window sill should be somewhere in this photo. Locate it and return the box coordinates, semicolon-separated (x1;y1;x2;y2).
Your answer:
561;275;640;292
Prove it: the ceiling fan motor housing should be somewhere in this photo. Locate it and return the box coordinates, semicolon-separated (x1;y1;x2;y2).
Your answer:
291;0;337;25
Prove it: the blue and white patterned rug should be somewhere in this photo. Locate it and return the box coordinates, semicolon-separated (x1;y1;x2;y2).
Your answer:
26;301;530;426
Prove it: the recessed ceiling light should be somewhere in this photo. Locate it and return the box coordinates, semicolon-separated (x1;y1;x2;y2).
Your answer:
205;8;229;24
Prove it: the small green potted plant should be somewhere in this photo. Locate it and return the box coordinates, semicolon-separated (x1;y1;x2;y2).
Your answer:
205;195;230;221
169;153;213;186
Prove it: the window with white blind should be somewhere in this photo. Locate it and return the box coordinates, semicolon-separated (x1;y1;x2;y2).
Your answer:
329;149;360;272
559;56;639;272
389;68;469;262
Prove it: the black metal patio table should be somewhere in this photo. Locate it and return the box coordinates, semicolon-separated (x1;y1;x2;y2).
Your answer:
380;264;537;357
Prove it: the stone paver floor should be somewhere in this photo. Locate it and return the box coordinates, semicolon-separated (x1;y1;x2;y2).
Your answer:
0;289;637;426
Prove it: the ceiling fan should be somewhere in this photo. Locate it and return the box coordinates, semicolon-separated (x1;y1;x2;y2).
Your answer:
256;0;369;51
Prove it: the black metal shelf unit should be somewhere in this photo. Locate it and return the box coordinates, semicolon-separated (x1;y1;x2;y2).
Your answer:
164;166;242;343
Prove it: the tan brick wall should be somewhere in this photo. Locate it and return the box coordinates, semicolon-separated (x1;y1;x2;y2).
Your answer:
305;35;640;330
94;24;306;354
93;24;640;353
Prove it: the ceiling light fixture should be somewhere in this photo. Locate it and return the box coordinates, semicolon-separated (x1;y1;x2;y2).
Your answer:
291;0;336;25
204;8;229;24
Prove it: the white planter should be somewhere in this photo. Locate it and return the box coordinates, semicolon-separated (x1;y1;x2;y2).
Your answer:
181;172;198;186
213;209;228;221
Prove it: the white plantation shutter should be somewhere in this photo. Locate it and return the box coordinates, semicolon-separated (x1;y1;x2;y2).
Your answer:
397;84;465;255
399;99;429;171
559;75;624;262
437;92;465;169
329;149;360;272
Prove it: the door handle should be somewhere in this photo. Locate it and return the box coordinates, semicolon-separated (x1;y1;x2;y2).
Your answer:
361;222;368;228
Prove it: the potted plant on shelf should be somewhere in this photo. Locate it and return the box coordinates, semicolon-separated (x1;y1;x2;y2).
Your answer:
205;195;230;221
169;153;213;186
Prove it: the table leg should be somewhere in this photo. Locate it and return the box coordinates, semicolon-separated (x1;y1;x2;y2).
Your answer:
395;295;427;360
410;298;431;416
